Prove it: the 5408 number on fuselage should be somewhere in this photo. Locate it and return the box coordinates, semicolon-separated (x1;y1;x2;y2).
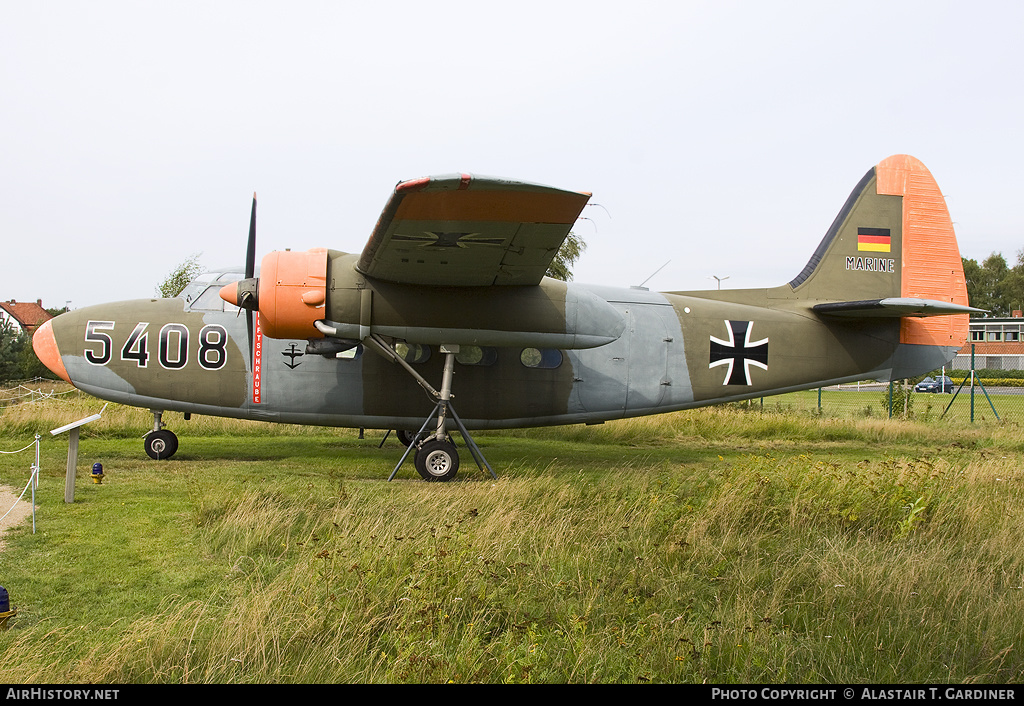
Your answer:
84;320;230;371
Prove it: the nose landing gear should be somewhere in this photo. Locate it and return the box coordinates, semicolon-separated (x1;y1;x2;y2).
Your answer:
144;411;179;460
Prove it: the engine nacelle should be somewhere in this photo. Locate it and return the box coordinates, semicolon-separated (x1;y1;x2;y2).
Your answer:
220;248;329;340
320;252;626;350
222;248;626;350
257;248;329;339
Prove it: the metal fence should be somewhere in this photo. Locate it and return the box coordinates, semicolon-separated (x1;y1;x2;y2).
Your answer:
736;344;1024;423
746;380;1012;423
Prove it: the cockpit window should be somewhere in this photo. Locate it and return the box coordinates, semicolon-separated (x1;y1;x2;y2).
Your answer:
180;271;243;312
191;286;240;312
177;276;216;304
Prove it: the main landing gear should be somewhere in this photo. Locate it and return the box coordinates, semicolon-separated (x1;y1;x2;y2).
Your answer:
413;437;460;482
366;336;496;483
144;410;179;460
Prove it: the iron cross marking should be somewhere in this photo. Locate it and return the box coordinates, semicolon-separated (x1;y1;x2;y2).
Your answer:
709;320;769;386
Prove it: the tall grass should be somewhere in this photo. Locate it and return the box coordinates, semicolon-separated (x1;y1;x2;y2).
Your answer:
2;385;1024;682
0;385;348;440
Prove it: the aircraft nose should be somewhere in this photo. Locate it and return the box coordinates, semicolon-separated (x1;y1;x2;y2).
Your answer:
32;318;71;383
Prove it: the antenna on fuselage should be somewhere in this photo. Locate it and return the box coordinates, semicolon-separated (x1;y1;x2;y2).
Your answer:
631;260;670;291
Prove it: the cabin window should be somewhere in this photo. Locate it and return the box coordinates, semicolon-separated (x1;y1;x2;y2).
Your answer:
395;342;431;364
456;346;497;366
520;348;562;369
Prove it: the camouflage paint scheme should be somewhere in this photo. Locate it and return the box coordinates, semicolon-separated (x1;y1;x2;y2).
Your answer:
33;156;975;462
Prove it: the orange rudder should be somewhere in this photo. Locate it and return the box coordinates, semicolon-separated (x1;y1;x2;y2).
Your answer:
875;155;970;348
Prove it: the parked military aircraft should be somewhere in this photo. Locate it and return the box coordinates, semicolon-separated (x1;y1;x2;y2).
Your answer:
33;155;978;480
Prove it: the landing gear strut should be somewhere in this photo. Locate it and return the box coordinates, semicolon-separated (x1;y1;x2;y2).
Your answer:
144;411;179;460
364;336;496;482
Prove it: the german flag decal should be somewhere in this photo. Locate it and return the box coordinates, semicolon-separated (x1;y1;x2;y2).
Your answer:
857;227;891;252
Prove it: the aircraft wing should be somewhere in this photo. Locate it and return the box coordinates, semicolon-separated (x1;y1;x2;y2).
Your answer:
356;174;591;286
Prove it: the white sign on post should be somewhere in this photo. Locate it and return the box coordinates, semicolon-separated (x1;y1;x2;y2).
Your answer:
50;405;106;503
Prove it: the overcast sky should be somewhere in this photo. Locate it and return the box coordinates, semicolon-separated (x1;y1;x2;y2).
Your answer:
3;1;1022;310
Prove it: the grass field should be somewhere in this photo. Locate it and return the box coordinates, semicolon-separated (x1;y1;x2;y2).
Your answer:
2;384;1024;683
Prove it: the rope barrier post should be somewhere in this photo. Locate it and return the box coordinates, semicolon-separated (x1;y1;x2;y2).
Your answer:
29;463;37;534
0;437;42;534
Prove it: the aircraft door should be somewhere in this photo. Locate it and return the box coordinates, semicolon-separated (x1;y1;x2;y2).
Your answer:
574;303;670;415
624;304;670;412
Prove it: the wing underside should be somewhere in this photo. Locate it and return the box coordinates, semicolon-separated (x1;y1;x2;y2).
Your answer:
356;174;591;287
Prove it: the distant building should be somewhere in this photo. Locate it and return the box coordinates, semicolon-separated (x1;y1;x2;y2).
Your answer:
0;299;53;336
952;311;1024;370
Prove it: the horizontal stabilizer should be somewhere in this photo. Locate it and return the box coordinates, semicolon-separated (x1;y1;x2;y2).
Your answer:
813;298;986;318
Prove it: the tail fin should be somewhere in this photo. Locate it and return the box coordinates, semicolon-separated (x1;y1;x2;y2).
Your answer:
790;154;975;348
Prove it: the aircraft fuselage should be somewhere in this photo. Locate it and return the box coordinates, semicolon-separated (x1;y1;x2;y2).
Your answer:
37;274;954;432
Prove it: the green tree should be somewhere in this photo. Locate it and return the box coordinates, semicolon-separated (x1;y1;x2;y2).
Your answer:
881;380;914;419
0;320;51;382
546;232;587;282
156;253;203;298
0;320;22;381
963;253;1016;317
1000;249;1024;315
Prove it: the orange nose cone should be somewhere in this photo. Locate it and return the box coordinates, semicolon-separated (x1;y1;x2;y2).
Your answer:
219;282;240;307
32;319;71;384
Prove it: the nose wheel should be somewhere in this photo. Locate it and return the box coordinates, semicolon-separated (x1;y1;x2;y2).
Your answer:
144;429;179;460
144;410;179;460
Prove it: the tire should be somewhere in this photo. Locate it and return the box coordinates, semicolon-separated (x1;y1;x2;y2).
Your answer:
145;429;179;460
396;429;417;447
414;439;459;482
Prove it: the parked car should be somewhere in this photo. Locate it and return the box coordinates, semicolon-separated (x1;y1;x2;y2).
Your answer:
914;375;954;393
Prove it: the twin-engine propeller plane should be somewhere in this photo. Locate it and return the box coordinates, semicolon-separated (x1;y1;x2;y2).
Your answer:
33;155;978;481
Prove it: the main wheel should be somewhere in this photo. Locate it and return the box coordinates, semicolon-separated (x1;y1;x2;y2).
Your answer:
144;429;179;460
396;429;417;447
414;439;459;482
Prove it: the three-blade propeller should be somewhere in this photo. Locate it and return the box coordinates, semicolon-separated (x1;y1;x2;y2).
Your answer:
243;194;257;361
219;194;260;364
